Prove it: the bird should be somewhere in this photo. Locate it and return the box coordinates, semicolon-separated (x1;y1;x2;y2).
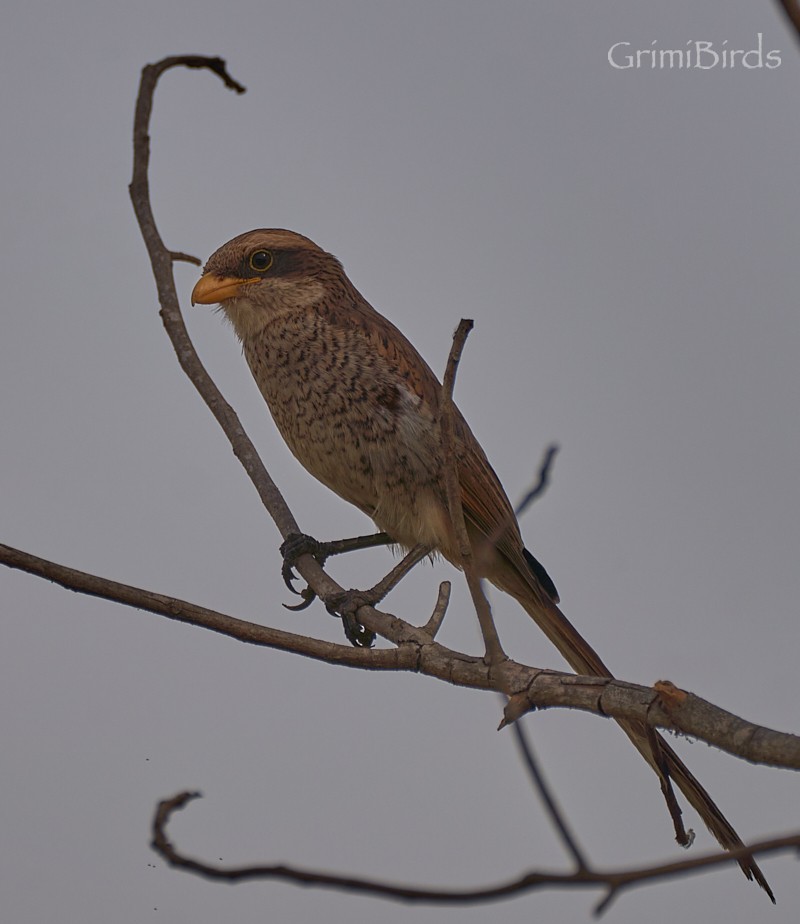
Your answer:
191;228;770;896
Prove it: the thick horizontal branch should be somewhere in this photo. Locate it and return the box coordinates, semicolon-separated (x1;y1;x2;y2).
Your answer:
501;675;800;771
151;790;800;914
0;543;411;671
3;541;799;771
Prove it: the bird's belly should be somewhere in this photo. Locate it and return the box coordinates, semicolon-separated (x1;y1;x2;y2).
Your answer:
244;328;452;551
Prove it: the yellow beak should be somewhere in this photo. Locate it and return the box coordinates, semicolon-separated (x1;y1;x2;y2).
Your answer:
191;273;259;305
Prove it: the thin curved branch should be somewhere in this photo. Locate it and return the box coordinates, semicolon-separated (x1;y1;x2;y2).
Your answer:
4;540;799;771
509;717;589;871
421;581;451;638
128;54;416;636
514;443;560;519
439;319;506;663
151;790;800;914
168;250;202;265
129;57;296;538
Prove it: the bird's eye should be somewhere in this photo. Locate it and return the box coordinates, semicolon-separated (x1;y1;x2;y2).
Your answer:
249;250;274;272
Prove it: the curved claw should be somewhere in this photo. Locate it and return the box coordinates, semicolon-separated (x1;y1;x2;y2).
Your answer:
344;618;375;648
279;532;326;598
325;589;377;648
282;587;317;612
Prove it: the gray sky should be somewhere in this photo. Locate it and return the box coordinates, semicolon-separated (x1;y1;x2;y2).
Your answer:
2;2;799;922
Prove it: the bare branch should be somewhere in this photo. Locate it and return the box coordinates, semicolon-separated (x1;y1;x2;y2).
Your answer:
514;443;560;519
4;540;799;771
509;718;589;871
280;532;401;612
129;57;295;538
323;544;430;647
439;319;506;663
168;250;202;265
422;581;451;638
151;790;800;913
439;318;474;568
0;542;411;671
484;442;560;571
127;55;427;644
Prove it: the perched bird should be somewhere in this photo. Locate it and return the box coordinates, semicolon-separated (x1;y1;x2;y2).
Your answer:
192;228;770;895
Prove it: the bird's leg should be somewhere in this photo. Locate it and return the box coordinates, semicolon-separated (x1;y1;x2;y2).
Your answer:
364;543;431;602
280;531;393;610
324;544;431;648
320;531;395;558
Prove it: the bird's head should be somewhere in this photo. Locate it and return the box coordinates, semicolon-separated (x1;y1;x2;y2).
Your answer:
191;229;341;339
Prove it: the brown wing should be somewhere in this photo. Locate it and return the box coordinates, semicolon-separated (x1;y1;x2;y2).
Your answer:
331;289;558;602
455;414;559;603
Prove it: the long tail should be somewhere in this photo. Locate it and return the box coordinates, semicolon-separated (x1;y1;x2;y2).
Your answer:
512;587;773;899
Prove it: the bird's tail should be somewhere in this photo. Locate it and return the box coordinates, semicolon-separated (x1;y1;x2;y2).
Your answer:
510;585;773;899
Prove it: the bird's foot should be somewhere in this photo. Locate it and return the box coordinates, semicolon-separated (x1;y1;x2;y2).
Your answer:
280;531;394;611
280;532;330;610
324;589;378;648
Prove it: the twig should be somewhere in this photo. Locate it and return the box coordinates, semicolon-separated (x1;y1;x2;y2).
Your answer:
510;718;589;871
514;444;560;519
151;790;800;913
127;54;390;626
439;319;506;663
129;58;294;538
127;55;433;646
168;250;202;265
485;444;559;568
422;582;451;638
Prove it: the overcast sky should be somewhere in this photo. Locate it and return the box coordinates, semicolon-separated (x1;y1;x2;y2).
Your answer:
2;2;799;923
